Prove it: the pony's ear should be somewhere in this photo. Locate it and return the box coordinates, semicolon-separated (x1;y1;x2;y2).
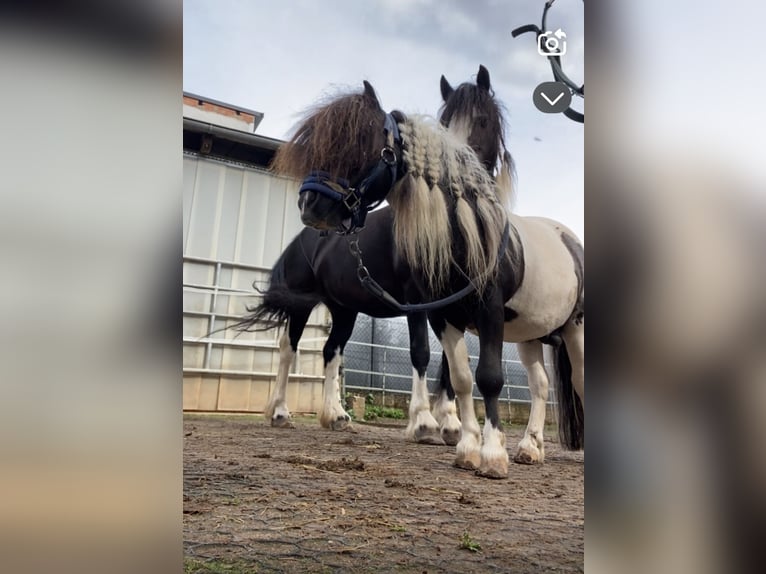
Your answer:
362;80;381;108
477;65;491;91
440;75;454;101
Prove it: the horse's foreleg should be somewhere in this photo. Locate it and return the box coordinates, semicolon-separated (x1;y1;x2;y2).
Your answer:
436;321;481;470
432;351;461;446
514;340;549;464
265;311;311;428
318;308;357;430
404;312;444;445
474;298;509;479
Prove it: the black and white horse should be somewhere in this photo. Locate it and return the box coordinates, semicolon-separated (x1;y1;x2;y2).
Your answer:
276;80;551;478
438;65;584;464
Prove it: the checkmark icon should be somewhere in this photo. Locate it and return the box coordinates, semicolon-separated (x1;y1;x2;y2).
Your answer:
540;91;564;106
532;81;572;114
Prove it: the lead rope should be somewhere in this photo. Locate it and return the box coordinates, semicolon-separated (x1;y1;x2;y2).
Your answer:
346;221;510;313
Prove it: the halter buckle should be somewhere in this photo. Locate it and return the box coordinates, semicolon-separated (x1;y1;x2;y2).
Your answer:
342;189;362;211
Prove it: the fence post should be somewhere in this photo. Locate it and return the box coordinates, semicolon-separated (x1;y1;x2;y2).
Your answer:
204;261;222;370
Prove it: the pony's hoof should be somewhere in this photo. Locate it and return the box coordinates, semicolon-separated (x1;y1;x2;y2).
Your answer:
271;415;295;429
513;452;535;465
513;450;543;465
477;452;509;478
415;425;446;445
330;415;350;431
441;427;461;446
454;451;481;471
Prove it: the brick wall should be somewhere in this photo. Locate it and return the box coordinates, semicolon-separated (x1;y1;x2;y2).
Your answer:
183;95;256;124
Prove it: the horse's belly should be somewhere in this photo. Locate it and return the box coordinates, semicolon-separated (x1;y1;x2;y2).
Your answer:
466;305;573;342
499;216;582;342
501;283;578;342
501;315;561;342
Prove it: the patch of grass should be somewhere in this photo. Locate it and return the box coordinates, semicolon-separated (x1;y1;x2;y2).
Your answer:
364;405;405;421
345;393;405;421
459;531;482;553
390;524;406;532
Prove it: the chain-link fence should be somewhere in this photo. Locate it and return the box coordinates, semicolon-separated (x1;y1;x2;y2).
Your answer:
343;315;557;406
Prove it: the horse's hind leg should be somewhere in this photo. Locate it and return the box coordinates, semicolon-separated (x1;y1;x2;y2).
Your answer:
404;312;444;445
432;351;461;446
318;307;357;431
514;340;549;464
264;309;312;428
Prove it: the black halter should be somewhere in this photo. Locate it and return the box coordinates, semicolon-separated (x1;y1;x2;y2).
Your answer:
298;113;401;235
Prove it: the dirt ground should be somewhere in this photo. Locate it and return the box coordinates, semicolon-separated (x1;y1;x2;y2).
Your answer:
184;414;583;573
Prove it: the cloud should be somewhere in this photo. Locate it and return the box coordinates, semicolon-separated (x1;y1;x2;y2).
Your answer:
183;0;584;237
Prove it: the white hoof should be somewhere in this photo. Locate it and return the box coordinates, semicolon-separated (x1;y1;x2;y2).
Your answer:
320;407;352;430
514;434;545;464
454;436;482;470
514;444;544;465
271;413;295;429
440;415;462;446
267;404;294;428
476;423;509;479
476;455;509;479
405;411;444;445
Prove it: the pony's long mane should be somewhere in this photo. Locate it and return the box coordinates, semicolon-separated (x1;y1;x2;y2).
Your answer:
438;81;516;210
271;90;382;181
272;87;507;294
389;115;507;293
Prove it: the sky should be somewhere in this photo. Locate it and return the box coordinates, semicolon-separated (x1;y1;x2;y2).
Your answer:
183;0;584;240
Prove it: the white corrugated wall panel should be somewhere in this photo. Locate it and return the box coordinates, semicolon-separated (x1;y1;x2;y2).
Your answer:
183;154;325;413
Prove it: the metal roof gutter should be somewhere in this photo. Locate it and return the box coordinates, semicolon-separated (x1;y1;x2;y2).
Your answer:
183;117;283;151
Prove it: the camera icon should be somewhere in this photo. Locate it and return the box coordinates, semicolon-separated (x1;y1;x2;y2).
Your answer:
538;28;567;56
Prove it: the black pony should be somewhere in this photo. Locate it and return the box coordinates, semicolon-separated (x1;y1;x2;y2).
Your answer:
236;73;507;448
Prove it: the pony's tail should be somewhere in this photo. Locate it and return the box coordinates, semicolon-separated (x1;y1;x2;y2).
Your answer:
232;296;291;333
232;286;320;333
227;251;320;333
553;342;584;450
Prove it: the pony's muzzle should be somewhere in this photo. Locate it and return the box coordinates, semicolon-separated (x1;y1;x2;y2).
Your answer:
299;191;337;230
